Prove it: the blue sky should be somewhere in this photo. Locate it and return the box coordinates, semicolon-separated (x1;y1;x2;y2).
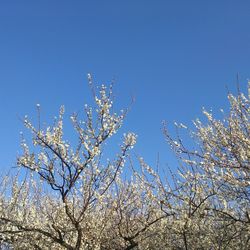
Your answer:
0;1;250;171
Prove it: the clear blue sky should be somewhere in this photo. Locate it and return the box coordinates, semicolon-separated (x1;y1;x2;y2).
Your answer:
0;1;250;171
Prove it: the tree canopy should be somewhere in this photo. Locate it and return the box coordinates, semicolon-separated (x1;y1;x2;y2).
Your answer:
0;79;249;249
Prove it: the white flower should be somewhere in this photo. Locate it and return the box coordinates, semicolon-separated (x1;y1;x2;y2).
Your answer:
87;73;92;81
124;132;137;147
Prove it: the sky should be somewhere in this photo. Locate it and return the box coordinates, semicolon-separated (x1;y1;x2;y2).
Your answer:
0;1;250;172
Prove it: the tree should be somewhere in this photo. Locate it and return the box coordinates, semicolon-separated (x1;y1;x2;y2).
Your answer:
0;78;249;249
0;78;163;249
162;84;250;249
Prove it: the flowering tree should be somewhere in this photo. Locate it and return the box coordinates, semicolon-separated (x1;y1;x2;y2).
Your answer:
0;78;165;249
163;84;250;249
0;78;249;249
